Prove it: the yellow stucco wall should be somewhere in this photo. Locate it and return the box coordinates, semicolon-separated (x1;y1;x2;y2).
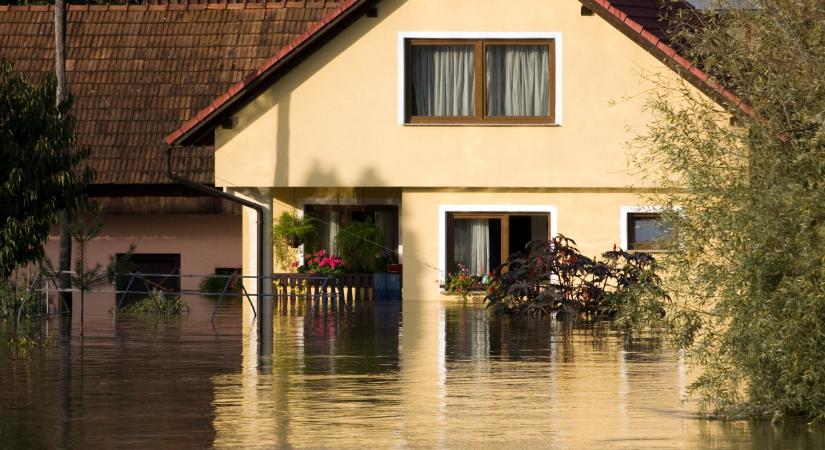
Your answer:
214;0;678;189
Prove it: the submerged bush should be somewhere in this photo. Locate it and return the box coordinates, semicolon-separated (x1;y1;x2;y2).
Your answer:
485;235;667;323
199;274;241;294
120;289;190;315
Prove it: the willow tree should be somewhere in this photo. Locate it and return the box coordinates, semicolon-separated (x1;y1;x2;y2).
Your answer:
0;61;89;279
633;0;825;420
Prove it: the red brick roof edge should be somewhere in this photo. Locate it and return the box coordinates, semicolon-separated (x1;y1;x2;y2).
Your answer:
0;1;337;12
582;0;753;117
164;0;365;145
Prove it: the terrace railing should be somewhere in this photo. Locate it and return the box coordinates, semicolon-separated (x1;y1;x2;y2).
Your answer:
271;273;374;307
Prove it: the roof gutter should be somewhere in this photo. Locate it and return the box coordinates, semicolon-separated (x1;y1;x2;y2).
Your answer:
163;143;265;308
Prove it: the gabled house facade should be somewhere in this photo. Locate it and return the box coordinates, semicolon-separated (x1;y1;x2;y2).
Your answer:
166;0;724;300
0;0;355;293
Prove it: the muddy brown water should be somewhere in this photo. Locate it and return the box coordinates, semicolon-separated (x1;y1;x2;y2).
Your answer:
0;294;822;449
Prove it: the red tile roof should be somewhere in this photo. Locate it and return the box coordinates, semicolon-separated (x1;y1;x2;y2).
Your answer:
0;0;348;185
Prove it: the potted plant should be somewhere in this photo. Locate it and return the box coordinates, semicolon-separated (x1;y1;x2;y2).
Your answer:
273;211;315;249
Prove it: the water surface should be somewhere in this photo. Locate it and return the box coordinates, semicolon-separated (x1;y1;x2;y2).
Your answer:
0;296;821;449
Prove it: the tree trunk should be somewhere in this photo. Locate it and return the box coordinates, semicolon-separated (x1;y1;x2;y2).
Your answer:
55;0;72;314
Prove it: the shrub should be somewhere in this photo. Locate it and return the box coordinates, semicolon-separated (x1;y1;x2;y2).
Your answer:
485;235;667;321
199;274;241;294
335;221;385;273
119;289;190;315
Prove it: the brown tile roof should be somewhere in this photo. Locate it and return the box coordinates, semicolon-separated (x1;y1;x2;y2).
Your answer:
0;0;346;185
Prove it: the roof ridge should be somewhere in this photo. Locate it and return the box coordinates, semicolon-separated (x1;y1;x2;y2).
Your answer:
0;0;342;13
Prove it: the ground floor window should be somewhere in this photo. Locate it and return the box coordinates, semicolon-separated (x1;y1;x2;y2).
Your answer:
304;204;399;259
115;253;181;301
626;212;672;251
447;212;550;276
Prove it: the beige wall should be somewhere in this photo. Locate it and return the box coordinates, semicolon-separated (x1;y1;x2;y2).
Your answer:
401;188;652;300
44;214;242;292
214;0;677;189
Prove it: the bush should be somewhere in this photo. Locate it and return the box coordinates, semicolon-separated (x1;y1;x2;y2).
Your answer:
335;221;385;273
485;235;667;321
119;289;190;315
199;274;240;294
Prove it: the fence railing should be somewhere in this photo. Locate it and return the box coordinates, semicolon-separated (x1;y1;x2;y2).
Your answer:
272;273;374;305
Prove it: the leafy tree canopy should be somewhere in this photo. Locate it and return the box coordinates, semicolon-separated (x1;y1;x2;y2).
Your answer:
0;60;89;278
635;0;825;420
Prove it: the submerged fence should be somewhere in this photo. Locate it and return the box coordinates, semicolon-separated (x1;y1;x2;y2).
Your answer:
15;271;390;325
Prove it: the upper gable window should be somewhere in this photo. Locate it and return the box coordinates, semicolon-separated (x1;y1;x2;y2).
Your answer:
405;39;555;124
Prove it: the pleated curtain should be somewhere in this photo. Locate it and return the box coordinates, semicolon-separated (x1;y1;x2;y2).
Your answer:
411;45;475;116
486;45;550;117
453;219;490;276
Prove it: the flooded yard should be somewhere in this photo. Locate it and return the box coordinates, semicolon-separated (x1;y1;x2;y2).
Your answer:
0;296;821;449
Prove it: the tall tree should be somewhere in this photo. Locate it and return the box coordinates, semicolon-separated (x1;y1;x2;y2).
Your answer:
54;0;72;312
0;60;89;278
634;0;825;420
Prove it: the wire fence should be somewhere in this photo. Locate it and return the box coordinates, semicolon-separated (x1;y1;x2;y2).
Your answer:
15;270;389;325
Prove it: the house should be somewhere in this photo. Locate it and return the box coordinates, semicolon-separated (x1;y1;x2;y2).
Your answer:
163;0;740;301
0;0;357;295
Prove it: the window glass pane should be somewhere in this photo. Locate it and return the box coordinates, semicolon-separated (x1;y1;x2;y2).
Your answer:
486;44;550;117
411;45;476;116
629;214;671;250
453;218;491;276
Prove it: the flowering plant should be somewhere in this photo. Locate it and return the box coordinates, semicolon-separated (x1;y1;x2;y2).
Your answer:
446;263;491;301
296;249;344;275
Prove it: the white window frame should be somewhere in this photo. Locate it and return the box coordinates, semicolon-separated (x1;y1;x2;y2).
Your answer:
397;31;563;126
438;204;558;286
620;205;668;251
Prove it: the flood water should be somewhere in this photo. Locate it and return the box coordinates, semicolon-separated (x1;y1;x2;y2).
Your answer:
1;295;822;449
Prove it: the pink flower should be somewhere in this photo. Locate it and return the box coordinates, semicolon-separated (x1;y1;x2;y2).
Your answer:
318;249;326;257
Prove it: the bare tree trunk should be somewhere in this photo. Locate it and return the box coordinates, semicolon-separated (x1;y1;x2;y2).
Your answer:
55;0;72;315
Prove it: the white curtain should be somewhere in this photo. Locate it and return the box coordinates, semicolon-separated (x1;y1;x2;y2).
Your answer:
486;45;550;117
453;219;490;276
313;210;339;253
412;45;475;116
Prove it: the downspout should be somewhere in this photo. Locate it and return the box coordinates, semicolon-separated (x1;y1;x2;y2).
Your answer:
163;143;265;315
